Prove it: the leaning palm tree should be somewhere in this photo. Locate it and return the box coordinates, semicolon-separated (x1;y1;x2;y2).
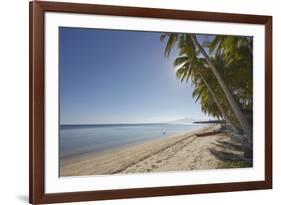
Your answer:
161;33;253;157
190;35;252;145
174;54;240;133
210;38;253;122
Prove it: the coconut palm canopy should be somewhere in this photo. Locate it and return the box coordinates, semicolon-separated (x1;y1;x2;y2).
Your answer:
161;33;253;155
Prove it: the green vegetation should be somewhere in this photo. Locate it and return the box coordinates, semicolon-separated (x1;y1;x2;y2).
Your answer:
161;33;253;159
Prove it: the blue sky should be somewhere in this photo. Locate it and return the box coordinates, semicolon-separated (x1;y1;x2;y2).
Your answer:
59;27;209;124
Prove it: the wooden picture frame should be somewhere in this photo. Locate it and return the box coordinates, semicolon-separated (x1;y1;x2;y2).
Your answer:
29;1;272;204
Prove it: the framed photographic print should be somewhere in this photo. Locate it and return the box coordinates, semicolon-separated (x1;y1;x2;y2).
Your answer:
29;1;272;204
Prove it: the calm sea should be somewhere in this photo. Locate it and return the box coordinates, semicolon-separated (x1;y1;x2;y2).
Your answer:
59;123;206;159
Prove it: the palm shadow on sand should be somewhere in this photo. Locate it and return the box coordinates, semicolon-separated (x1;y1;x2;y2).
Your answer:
208;133;253;168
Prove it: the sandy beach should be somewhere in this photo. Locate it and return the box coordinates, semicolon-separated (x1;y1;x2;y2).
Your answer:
60;124;250;177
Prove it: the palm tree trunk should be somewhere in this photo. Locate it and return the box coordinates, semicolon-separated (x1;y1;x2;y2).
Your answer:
191;34;252;146
198;72;240;134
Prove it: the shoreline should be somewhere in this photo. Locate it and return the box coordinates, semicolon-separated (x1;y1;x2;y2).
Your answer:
60;124;210;163
60;124;225;176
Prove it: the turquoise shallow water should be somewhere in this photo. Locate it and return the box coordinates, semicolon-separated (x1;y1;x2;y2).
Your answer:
59;123;206;158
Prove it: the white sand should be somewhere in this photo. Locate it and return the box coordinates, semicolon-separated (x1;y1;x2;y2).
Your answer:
60;124;244;177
